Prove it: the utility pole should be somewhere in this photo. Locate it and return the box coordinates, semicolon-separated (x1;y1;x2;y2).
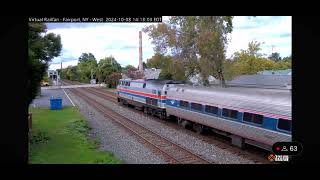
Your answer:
60;61;62;86
271;45;275;54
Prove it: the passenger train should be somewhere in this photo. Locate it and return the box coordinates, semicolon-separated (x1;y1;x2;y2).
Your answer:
116;79;292;151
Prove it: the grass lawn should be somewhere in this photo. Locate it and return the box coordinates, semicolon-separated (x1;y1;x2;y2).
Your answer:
29;107;123;164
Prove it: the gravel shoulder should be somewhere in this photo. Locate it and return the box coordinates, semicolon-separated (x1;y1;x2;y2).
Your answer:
66;89;166;164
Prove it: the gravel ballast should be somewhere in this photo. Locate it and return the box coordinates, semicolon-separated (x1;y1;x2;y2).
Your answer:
67;90;166;164
77;88;259;164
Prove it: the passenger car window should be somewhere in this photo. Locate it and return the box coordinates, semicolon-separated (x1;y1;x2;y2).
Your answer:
222;108;238;119
278;119;292;131
243;112;263;125
191;103;202;111
205;105;218;114
180;101;189;108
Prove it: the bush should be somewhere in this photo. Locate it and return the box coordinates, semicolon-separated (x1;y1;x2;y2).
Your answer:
29;131;50;144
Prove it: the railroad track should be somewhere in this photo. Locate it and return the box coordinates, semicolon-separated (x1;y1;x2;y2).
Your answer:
86;86;272;163
69;88;213;164
84;88;118;103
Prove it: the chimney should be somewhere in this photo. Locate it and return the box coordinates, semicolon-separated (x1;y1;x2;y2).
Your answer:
139;31;143;72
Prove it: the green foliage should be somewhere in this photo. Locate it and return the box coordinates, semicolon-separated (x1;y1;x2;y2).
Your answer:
105;72;122;88
66;119;90;134
146;53;186;80
282;55;292;62
60;55;122;84
159;58;186;81
144;16;234;86
223;41;292;80
122;65;137;72
79;53;96;63
78;55;98;82
60;65;79;81
29;107;123;164
29;131;50;144
146;53;172;69
42;73;49;82
96;56;122;83
268;52;282;61
28;23;62;105
122;65;144;79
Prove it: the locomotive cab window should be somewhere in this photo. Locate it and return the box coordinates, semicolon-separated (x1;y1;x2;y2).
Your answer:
222;108;238;119
278;119;292;132
191;103;202;111
243;112;263;125
180;100;189;108
205;105;218;114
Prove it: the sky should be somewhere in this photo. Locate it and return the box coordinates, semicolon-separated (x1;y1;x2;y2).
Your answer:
47;16;291;70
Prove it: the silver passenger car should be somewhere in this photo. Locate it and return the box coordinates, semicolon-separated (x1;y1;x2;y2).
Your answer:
165;84;292;150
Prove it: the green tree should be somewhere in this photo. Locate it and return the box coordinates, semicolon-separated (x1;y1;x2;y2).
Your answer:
64;66;79;81
77;53;98;83
122;65;137;73
28;23;62;105
146;53;186;80
122;65;144;79
247;41;263;57
96;56;122;83
105;72;122;88
144;16;233;86
79;53;96;63
42;73;49;82
146;53;172;69
268;52;282;61
165;59;186;80
224;41;291;79
282;55;292;62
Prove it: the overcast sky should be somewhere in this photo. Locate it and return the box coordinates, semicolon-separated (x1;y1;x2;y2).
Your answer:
47;16;291;70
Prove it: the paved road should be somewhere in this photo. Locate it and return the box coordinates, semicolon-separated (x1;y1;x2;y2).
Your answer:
30;89;73;108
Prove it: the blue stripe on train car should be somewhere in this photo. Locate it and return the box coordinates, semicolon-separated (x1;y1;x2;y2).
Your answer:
237;112;244;122
263;117;278;131
166;99;179;107
166;98;290;134
119;91;167;103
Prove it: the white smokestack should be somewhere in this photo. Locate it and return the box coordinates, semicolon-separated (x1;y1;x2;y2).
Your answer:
139;31;143;72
